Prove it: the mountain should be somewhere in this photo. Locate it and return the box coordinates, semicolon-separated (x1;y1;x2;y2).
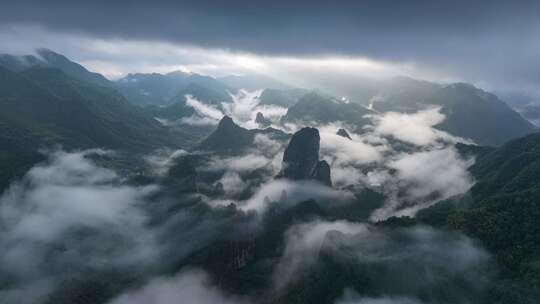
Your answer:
255;112;272;128
259;88;308;108
0;48;111;87
336;128;352;140
197;116;289;154
368;78;536;146
145;101;195;121
281;79;535;146
416;132;540;302
366;76;442;112
517;104;540;126
114;71;191;105
433;84;536;146
19;67;181;149
116;71;234;106
0;66;191;190
277;127;332;186
171;80;233;106
281;92;374;131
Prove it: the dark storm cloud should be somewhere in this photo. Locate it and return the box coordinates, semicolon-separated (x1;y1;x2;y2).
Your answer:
1;0;539;93
0;0;537;57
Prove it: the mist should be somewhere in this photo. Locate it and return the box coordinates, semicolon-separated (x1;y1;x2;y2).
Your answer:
274;220;493;303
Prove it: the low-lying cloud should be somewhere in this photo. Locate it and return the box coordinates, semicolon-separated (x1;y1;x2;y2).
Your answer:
182;95;224;126
211;179;352;213
274;220;493;303
109;269;246;304
370;147;474;220
371;107;468;146
390;148;474;199
0;150;159;303
182;90;287;129
336;293;423;304
145;148;189;175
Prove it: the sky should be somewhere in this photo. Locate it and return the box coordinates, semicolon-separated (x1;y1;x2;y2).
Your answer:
0;0;539;96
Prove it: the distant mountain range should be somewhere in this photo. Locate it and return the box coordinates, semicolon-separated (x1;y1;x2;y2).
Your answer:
369;79;536;146
281;82;536;146
2;49;540;304
0;49;537;189
116;71;234;106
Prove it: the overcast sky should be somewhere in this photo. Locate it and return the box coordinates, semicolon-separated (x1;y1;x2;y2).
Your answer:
0;0;539;96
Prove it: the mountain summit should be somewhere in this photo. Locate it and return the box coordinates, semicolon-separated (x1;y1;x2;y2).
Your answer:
197;116;289;154
255;112;272;128
278;127;332;186
336;128;352;140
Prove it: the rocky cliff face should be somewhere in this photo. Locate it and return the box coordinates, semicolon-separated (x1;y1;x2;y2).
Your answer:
255;112;272;128
336;128;352;140
278;127;332;186
197;115;289;155
197;116;255;154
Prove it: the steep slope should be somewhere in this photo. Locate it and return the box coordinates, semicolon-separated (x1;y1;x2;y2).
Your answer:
417;132;540;302
368;76;442;112
117;71;234;106
171;78;233;106
517;104;540;126
370;78;535;146
115;71;191;105
336;128;352;140
17;67;180;150
144;101;195;121
0;66;189;189
433;84;536;146
197;116;289;155
0;49;111;87
277;127;332;186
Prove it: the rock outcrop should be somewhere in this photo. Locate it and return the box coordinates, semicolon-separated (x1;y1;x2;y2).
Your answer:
197;116;289;155
255;112;272;128
336;128;352;140
278;127;332;186
197;116;253;154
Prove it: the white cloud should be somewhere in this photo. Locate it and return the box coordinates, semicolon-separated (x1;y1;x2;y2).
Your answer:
217;172;248;197
184;95;224;122
370;147;474;220
331;166;364;187
180;115;221;126
319;125;385;166
182;91;287;129
0;150;159;303
222;90;263;125
145;149;189;175
238;179;352;212
109;269;246;304
253;134;285;157
274;220;492;300
205;154;271;173
221;89;287;129
273;220;367;290
336;293;423;304
371;107;467;146
390;148;474;199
